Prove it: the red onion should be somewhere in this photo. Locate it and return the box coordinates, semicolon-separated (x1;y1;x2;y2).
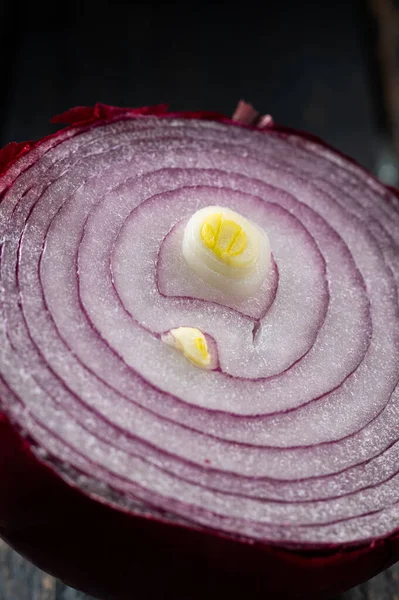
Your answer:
1;102;399;599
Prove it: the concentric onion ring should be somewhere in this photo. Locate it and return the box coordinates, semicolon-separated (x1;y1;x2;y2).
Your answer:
1;104;399;560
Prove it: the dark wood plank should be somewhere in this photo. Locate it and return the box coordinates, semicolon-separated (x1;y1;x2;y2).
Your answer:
335;562;399;599
0;539;93;599
0;538;56;600
371;0;399;163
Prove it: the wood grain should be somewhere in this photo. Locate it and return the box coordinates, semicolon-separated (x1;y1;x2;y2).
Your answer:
371;0;399;160
0;539;94;599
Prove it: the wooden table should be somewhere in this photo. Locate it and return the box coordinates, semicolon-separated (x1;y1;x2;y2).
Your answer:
1;1;399;598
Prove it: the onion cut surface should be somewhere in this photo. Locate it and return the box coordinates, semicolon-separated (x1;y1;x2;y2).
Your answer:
1;101;399;577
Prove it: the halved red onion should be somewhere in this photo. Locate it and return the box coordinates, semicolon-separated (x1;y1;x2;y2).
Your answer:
1;103;399;599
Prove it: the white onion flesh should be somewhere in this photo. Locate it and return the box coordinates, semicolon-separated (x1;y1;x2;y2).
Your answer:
1;115;399;547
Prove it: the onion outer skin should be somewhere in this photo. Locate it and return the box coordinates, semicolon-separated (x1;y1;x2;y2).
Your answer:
1;103;399;599
0;415;395;600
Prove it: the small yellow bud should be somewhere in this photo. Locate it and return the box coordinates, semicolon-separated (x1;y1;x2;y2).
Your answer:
182;205;270;296
162;327;211;369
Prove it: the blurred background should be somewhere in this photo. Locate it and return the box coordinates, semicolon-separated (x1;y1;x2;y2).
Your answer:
1;0;399;598
1;0;399;186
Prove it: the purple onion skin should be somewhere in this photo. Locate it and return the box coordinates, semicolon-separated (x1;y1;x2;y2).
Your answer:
0;415;395;600
1;104;399;599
